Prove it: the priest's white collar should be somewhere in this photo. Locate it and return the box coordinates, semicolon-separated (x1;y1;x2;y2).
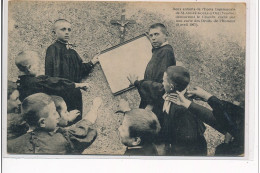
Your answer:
161;41;169;47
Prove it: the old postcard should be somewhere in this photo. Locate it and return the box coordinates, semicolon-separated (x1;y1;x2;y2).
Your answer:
4;1;247;158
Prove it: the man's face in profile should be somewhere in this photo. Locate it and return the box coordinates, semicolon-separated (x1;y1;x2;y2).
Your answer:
149;27;167;48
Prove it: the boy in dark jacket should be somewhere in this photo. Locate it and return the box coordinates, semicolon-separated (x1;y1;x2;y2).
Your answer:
129;66;207;156
45;19;99;82
15;51;89;123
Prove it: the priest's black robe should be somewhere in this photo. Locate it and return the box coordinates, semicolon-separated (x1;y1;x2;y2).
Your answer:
45;41;94;83
17;75;82;123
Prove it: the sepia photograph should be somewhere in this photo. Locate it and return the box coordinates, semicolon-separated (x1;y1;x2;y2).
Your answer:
4;1;247;157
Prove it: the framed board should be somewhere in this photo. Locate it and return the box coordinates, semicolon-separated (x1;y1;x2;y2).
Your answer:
99;34;152;95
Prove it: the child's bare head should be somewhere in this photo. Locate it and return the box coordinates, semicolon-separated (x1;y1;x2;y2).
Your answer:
163;66;190;93
149;23;168;36
148;23;168;48
118;109;161;147
53;19;71;43
15;51;40;76
7;81;21;113
22;93;60;131
51;95;69;118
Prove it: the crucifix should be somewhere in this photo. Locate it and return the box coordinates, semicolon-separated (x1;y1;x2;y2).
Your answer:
110;9;136;43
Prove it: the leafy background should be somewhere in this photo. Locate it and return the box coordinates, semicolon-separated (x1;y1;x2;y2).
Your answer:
8;1;245;155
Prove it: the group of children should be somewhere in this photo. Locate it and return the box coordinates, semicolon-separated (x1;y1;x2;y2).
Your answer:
7;19;101;154
7;19;244;156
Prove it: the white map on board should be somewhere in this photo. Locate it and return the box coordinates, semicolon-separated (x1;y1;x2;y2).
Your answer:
99;36;152;94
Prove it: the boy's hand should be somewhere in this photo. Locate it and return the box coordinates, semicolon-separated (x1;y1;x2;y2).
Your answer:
75;83;89;91
145;104;154;111
127;74;138;86
167;90;191;108
83;97;102;124
117;99;131;112
68;110;81;122
224;132;233;144
91;53;100;65
187;87;212;102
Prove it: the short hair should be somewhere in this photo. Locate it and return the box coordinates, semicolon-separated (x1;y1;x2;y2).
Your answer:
53;19;71;31
8;81;17;99
51;95;66;113
15;51;39;72
22;93;53;126
125;109;161;145
149;23;168;36
166;66;190;92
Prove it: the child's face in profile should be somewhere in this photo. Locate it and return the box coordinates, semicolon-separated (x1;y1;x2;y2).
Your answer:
54;21;71;43
58;101;70;119
39;102;60;131
149;27;167;48
28;59;40;76
162;72;172;93
118;117;136;147
7;90;21;113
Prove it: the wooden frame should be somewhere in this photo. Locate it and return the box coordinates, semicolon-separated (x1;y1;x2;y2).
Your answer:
99;34;152;95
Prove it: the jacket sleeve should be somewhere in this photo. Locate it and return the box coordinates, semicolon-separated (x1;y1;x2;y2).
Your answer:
75;52;94;78
134;80;165;105
81;61;94;77
35;75;76;93
163;48;176;68
187;102;228;134
207;96;243;138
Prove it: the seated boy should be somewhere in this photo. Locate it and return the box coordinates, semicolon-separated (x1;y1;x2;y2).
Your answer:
51;95;80;127
7;93;102;154
172;87;244;156
15;50;89;123
45;19;99;83
7;81;28;140
117;99;161;156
